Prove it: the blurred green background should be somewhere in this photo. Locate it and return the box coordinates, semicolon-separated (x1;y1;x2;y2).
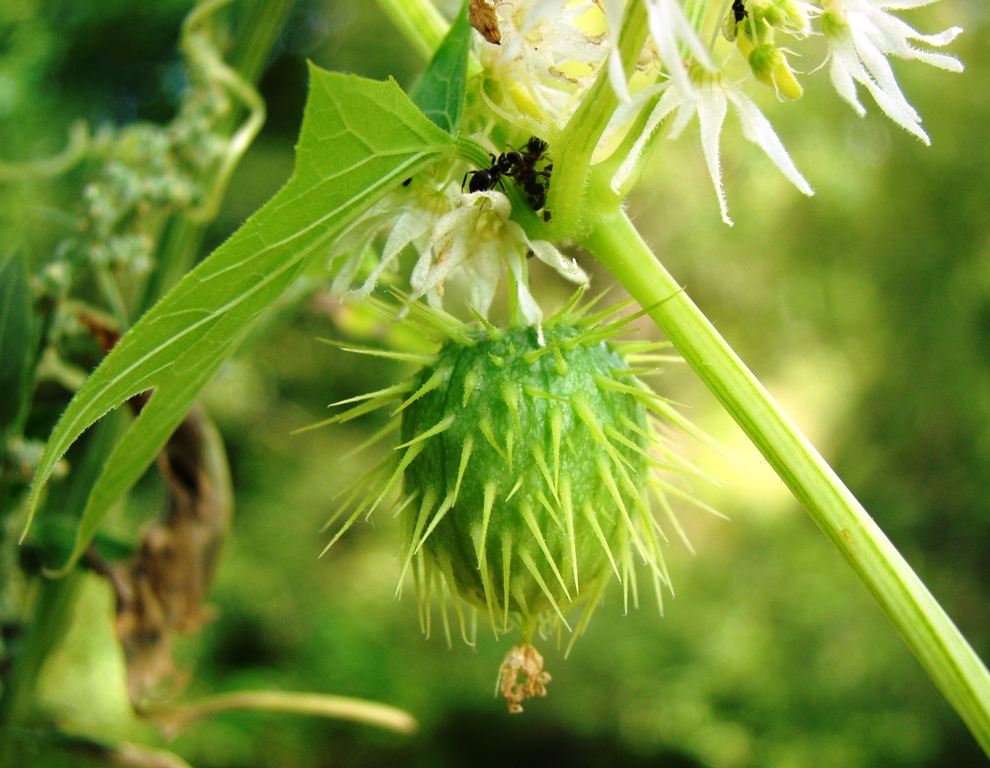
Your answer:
2;0;989;765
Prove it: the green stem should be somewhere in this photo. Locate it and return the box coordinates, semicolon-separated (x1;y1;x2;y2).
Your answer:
581;204;990;756
146;690;417;736
374;0;449;63
545;1;649;239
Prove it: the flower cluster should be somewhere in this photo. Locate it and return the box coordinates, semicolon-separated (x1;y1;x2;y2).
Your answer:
329;0;961;319
480;0;962;221
477;1;610;134
820;0;963;144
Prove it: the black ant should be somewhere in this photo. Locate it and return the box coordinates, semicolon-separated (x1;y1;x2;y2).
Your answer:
722;0;747;41
462;136;553;221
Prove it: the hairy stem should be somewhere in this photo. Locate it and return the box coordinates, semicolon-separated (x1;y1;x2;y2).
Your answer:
581;204;990;756
546;1;649;239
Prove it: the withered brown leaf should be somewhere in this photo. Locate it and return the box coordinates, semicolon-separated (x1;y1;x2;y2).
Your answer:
96;404;232;705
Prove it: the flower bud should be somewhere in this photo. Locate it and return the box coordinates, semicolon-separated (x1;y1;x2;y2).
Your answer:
749;44;804;100
755;0;810;34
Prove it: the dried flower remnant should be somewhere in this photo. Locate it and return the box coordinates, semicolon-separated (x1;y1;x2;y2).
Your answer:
498;643;552;713
412;190;586;322
471;0;502;44
332;187;585;325
328;181;457;302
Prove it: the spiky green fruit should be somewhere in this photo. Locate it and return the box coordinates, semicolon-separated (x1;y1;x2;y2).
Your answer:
400;323;652;632
314;298;709;655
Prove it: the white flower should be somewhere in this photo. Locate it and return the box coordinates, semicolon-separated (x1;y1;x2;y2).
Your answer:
597;0;713;102
821;0;963;144
411;191;588;324
328;183;455;300
642;0;714;97
479;0;607;132
613;72;813;225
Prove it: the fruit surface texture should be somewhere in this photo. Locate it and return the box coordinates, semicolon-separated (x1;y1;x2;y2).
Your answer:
316;301;693;653
399;322;661;634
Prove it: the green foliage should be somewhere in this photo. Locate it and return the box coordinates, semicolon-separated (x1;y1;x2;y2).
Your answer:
0;251;34;438
410;0;471;135
3;2;988;766
23;67;454;572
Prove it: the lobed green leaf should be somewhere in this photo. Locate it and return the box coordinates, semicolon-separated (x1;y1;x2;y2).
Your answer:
24;66;454;573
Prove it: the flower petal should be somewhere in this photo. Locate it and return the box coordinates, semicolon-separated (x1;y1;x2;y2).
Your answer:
505;250;544;326
529;240;588;284
909;47;964;72
727;91;814;197
694;84;731;226
830;48;868;116
611;84;679;193
330;246;368;295
466;246;503;320
644;0;712;97
823;0;961;143
602;0;632;102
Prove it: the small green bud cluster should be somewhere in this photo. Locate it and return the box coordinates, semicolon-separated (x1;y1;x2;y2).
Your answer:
67;89;227;276
48;42;234;317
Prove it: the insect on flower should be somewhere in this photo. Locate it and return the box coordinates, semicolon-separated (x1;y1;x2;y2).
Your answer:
462;136;554;220
722;0;748;42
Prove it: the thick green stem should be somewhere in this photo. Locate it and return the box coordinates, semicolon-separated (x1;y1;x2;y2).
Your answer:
546;1;649;239
581;205;990;755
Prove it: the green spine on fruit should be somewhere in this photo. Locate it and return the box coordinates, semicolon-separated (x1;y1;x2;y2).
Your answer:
314;296;713;653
